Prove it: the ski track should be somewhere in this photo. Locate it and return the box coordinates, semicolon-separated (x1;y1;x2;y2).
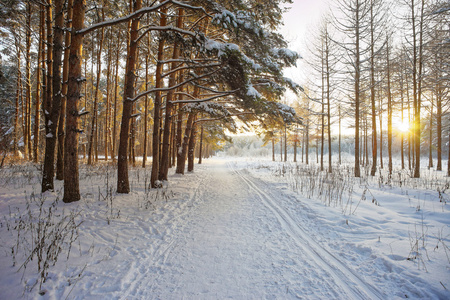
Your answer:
119;173;207;300
117;159;385;299
229;162;384;300
2;159;449;299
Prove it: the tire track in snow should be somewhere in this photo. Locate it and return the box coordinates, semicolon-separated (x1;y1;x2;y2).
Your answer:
229;163;383;300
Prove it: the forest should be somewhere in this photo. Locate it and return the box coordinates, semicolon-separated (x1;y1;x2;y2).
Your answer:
0;0;449;203
0;0;301;203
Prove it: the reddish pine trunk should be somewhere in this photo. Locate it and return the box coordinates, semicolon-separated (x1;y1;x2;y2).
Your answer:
63;0;85;203
42;0;64;192
117;0;142;193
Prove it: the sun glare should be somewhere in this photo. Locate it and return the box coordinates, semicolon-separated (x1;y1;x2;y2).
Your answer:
397;121;410;133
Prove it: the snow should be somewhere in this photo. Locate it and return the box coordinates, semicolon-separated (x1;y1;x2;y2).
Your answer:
246;82;261;98
0;156;449;299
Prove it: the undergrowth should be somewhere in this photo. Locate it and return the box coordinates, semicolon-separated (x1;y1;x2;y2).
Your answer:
2;191;82;293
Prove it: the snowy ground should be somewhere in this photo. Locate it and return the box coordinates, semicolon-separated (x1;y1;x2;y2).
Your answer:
0;156;449;299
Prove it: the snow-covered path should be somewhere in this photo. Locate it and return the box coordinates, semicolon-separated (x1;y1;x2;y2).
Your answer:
122;160;382;299
1;157;449;299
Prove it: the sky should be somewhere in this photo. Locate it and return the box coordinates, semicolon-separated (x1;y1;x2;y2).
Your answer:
280;0;330;85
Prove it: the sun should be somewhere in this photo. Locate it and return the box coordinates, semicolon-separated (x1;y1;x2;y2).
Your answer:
397;121;410;133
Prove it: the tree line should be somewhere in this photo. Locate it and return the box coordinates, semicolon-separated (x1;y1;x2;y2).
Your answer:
293;0;449;177
0;0;301;202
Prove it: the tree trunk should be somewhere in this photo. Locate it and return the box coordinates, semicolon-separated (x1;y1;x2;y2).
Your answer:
379;95;383;169
293;131;297;163
187;115;198;172
142;30;151;168
369;1;377;176
338;105;341;165
63;0;85;203
160;9;183;181
326;31;332;173
284;125;287;162
272;138;275;161
43;0;53;156
150;6;167;188
400;66;405;170
354;0;361;178
104;27;112;162
198;124;203;164
35;8;45;162
88;20;104;165
42;0;64;192
13;49;21;158
112;34;121;162
56;0;73;180
447;130;450;177
177;110;195;174
117;0;142;193
280;134;283;162
412;0;425;178
175;102;185;172
306;114;309;165
320;49;325;171
301;132;304;163
407;78;411;170
386;37;393;176
428;95;433;169
436;86;442;171
25;2;32;161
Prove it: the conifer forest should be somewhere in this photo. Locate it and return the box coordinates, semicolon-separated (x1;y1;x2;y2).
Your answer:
0;0;449;298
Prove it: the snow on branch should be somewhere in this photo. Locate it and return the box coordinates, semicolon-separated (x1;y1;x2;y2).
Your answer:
172;92;233;104
129;68;221;102
205;39;261;71
136;25;204;43
78;0;210;36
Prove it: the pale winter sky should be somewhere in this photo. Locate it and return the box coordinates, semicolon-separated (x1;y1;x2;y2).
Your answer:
281;0;329;85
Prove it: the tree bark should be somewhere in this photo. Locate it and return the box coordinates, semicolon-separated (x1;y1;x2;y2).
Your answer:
35;8;45;162
198;124;203;164
379;95;383;169
56;0;73;180
117;0;142;193
369;1;377;176
25;2;32;161
150;6;167;188
284;125;287;162
386;36;393;176
13;47;21;158
142;28;151;168
112;34;121;162
160;8;184;181
175;101;185;172
43;0;53;155
436;85;442;171
104;27;112;162
177;110;195;174
293;130;297;163
88;15;104;165
187;115;198;172
354;0;361;178
325;29;332;173
428;95;433;169
63;0;85;203
338;105;341;165
42;0;64;192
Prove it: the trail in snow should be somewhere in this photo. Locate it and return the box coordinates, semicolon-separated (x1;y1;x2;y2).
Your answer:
1;157;448;299
120;159;385;299
230;163;383;299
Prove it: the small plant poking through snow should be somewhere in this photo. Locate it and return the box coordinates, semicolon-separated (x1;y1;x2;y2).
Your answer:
3;191;82;293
